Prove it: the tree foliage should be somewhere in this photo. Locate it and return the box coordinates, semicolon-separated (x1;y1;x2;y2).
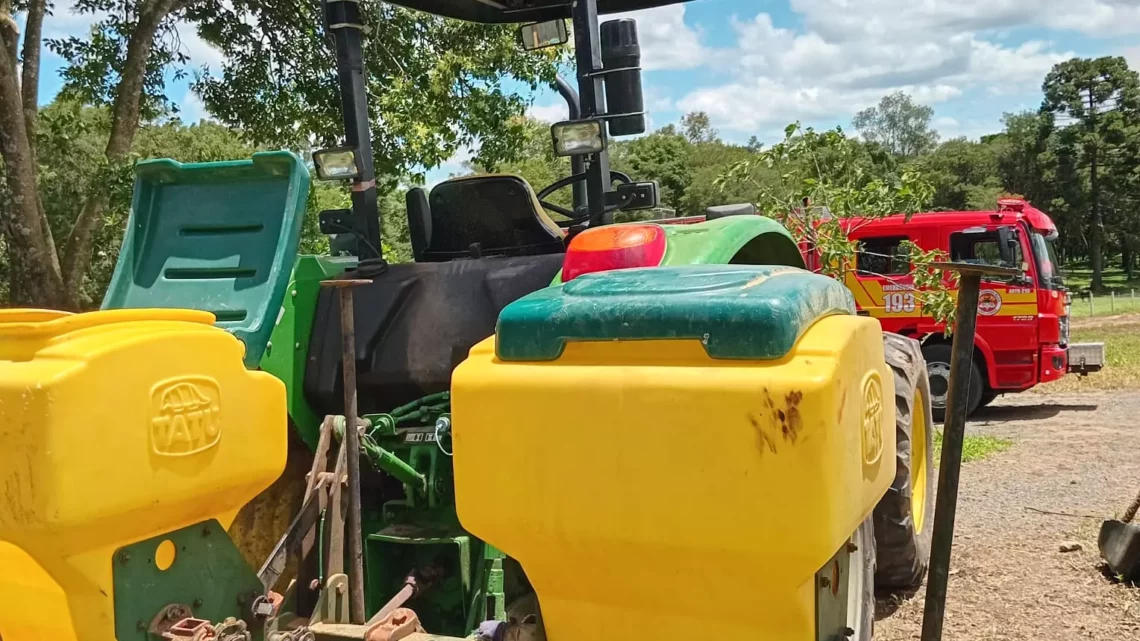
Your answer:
717;123;957;325
1040;56;1140;291
191;0;562;183
0;0;562;308
853;91;940;158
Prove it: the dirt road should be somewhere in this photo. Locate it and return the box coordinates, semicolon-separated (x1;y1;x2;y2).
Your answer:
876;392;1140;640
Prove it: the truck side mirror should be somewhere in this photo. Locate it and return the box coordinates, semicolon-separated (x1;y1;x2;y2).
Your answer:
997;226;1018;267
518;20;569;51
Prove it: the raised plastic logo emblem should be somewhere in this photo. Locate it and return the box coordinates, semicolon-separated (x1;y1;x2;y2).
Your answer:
861;371;884;467
151;377;222;456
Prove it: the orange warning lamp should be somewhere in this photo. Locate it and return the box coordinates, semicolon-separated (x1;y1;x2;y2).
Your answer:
561;224;667;282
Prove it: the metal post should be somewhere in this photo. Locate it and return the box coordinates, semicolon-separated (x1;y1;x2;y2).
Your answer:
572;0;612;226
1112;291;1116;313
554;75;588;214
1090;292;1094;316
325;0;381;259
921;263;1021;641
322;279;372;624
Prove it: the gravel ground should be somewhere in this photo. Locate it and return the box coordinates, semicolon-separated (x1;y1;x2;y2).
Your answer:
875;391;1140;640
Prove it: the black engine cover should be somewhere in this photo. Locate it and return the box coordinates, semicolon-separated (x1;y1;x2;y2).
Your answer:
304;254;565;416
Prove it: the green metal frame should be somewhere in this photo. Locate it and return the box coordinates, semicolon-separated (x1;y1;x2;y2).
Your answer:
112;520;264;641
259;254;356;447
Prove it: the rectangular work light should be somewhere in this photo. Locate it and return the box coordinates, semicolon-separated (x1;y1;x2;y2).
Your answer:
551;120;607;157
313;147;362;181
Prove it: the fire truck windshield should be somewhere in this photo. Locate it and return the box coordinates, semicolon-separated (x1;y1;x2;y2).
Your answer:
1030;231;1063;290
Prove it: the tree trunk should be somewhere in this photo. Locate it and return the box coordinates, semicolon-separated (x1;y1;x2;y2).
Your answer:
60;0;183;305
0;4;66;307
20;0;44;141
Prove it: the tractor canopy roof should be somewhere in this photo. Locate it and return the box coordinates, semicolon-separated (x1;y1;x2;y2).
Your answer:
385;0;691;23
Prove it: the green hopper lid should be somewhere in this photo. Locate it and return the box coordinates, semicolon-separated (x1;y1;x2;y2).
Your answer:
496;265;855;362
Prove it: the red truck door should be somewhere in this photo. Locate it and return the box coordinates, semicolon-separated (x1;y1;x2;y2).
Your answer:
946;224;1040;391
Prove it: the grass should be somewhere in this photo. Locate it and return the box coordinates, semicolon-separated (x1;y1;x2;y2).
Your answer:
1068;290;1140;318
933;430;1013;463
1042;313;1140;392
1061;263;1140;318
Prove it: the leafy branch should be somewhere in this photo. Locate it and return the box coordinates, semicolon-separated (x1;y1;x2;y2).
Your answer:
716;122;958;328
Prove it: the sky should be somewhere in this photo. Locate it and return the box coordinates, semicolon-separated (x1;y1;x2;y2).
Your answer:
29;0;1140;184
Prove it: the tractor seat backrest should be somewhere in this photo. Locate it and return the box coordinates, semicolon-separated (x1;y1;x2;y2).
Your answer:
420;174;565;262
101;151;310;367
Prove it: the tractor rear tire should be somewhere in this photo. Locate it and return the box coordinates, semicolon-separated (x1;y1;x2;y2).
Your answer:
873;333;936;591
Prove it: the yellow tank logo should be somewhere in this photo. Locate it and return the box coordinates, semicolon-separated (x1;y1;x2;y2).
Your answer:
150;377;222;456
861;372;884;467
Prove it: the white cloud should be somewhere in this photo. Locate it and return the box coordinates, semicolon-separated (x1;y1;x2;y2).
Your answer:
423;144;476;187
178;89;211;123
1122;45;1140;72
177;24;225;72
791;0;1140;39
672;0;1080;135
527;102;568;123
41;0;103;40
609;4;707;71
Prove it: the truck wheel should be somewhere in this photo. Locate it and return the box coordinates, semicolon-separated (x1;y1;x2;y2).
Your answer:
921;342;982;421
977;390;998;410
874;334;936;590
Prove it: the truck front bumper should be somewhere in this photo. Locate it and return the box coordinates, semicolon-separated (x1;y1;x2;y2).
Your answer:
1068;342;1106;375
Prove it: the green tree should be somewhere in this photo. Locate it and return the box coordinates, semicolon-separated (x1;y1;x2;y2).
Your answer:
681;111;718;144
853;92;940;158
989;111;1053;209
0;100;263;307
192;1;561;182
679;140;764;216
718;123;955;325
1;0;199;307
612;124;692;214
913;138;1003;211
1042;56;1140;291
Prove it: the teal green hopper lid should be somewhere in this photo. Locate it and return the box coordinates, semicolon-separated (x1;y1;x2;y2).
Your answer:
495;265;856;362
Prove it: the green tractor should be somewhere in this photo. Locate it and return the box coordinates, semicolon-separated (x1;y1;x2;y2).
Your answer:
0;1;947;641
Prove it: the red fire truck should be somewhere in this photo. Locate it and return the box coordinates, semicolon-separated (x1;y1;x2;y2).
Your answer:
672;198;1105;416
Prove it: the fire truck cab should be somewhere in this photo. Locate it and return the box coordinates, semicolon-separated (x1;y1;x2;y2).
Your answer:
839;198;1103;415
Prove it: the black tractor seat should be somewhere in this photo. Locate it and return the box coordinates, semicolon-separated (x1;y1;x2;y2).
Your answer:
406;174;566;262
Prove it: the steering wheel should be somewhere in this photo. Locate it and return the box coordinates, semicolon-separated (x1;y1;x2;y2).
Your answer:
536;171;633;227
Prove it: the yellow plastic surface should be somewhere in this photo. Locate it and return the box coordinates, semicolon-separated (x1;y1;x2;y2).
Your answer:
0;309;286;641
452;315;896;641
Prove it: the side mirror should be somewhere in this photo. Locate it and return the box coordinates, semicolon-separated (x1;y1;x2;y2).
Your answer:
518;20;569;51
996;226;1019;267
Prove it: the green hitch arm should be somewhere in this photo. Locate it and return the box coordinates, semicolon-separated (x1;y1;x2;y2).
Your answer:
363;440;428;493
334;415;428;493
